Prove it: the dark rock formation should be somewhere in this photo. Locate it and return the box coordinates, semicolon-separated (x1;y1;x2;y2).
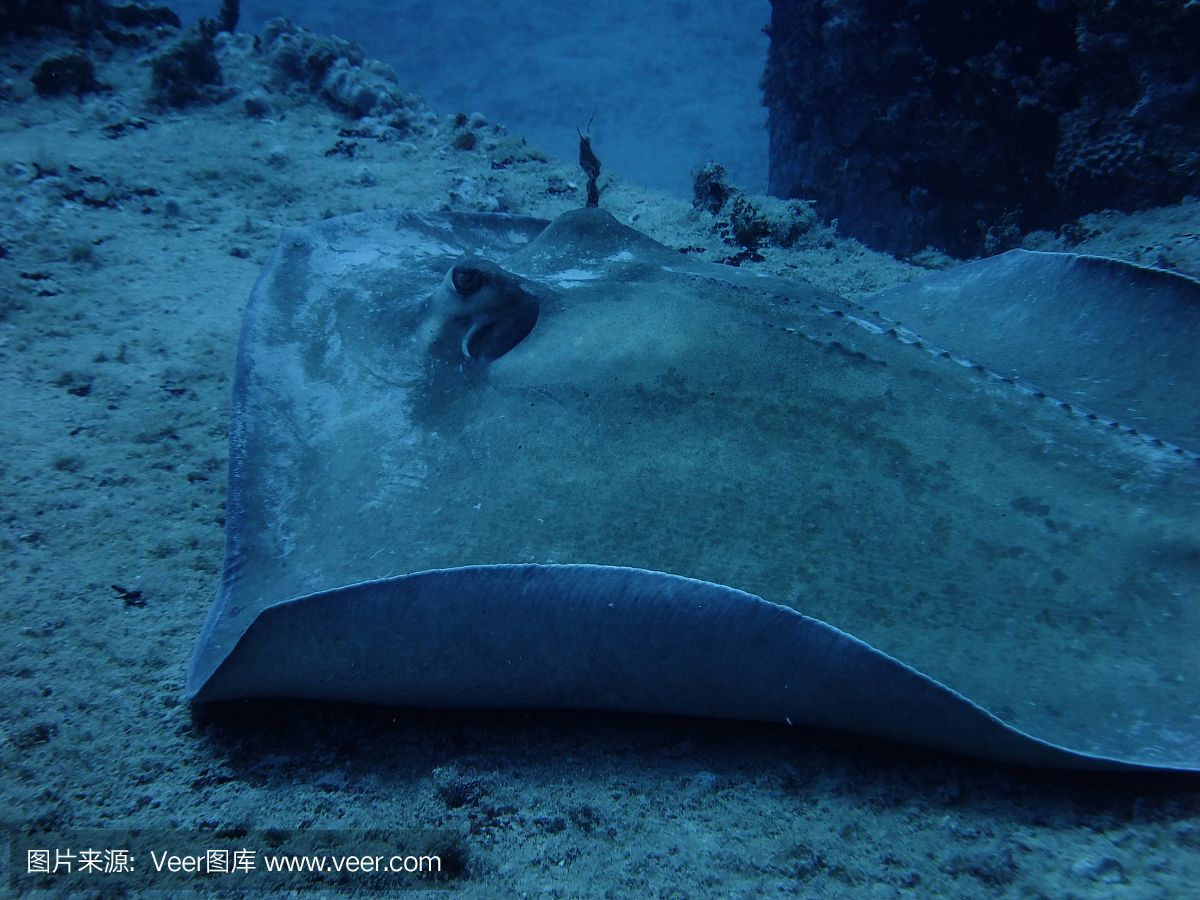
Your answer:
32;51;102;96
763;1;1200;257
150;20;223;107
0;1;180;40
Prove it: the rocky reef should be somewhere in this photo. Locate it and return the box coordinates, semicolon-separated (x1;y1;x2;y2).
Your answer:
0;0;180;40
763;0;1200;256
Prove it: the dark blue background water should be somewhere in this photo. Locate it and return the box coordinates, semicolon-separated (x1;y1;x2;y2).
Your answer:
173;0;770;198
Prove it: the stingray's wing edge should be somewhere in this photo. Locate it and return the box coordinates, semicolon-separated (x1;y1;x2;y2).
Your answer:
185;563;1197;773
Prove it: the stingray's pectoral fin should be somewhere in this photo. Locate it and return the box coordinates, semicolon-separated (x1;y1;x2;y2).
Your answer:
461;300;540;362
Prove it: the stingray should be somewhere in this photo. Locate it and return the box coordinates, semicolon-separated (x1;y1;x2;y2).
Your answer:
187;207;1200;772
865;250;1200;454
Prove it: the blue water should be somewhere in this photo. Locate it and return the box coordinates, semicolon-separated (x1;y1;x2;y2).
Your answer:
172;0;770;198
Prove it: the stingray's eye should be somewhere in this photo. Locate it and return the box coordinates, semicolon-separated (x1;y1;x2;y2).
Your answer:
451;265;484;297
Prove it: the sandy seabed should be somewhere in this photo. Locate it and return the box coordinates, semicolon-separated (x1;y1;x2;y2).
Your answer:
1;15;1199;899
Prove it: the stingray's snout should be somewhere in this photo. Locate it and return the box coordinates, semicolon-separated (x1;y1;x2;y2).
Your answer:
434;258;540;363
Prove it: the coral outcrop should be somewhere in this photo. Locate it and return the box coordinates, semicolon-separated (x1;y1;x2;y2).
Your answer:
763;0;1200;256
